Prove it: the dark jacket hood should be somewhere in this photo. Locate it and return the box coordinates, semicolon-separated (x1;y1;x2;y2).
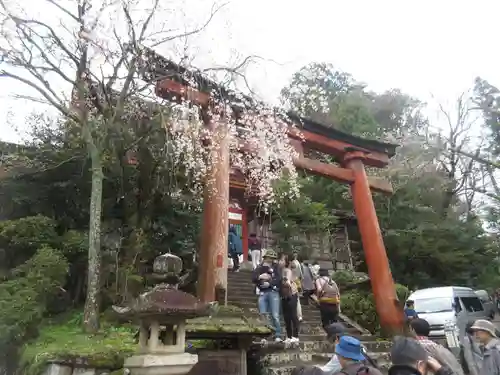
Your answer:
388;365;422;375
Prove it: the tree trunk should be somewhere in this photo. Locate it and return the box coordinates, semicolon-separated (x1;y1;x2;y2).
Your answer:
83;155;103;333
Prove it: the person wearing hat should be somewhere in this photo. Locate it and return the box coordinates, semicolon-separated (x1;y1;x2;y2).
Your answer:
318;323;347;374
389;336;456;375
469;319;500;375
252;249;283;342
319;323;380;374
332;336;383;375
461;320;483;375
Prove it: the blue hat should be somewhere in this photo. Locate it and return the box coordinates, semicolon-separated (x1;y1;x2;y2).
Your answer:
335;336;365;361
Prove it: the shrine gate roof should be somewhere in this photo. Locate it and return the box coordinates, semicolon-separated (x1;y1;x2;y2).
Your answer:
286;113;397;158
141;47;397;160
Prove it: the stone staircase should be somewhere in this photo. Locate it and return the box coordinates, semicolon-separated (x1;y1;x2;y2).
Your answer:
227;269;391;375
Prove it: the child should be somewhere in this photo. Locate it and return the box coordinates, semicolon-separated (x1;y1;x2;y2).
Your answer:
404;300;419;321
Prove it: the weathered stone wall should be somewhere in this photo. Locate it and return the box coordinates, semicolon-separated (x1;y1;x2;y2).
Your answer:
248;219;354;270
197;349;246;375
43;350;247;375
43;363;109;375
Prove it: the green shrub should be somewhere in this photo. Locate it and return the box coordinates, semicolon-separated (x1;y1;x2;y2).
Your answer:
60;230;88;258
0;215;58;249
19;313;136;375
333;270;357;288
341;290;380;334
395;283;410;306
0;246;68;373
0;215;59;270
340;281;410;336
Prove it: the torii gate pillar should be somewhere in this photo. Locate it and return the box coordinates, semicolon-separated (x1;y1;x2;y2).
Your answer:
197;118;230;303
344;151;403;335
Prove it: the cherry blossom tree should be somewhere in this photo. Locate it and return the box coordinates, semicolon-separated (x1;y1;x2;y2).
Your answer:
0;0;300;331
166;99;299;208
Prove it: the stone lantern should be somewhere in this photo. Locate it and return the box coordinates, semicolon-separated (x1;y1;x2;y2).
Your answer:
113;253;212;375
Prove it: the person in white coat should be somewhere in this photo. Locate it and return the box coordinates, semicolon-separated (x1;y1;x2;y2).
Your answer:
248;233;262;270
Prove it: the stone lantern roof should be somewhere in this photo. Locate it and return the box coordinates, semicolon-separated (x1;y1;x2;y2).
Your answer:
114;284;213;322
113;252;213;323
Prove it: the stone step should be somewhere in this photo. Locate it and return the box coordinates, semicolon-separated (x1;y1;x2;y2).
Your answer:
227;275;256;283
258;339;390;355
227;282;257;289
312;353;391;375
296;334;386;349
227;271;253;278
311;351;391;365
226;290;261;299
229;301;369;335
227;289;319;303
267;360;324;375
267;360;390;375
228;299;325;319
266;350;314;365
229;302;322;320
228;297;324;312
227;284;256;290
228;300;361;334
265;349;391;367
358;341;392;352
228;269;253;276
255;338;391;354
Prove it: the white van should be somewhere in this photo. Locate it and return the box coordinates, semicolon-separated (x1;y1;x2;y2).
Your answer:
475;289;495;320
407;286;488;338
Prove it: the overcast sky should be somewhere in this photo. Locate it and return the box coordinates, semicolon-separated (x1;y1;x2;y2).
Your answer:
1;0;500;143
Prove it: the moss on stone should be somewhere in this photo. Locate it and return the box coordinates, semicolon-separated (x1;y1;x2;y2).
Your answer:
20;313;136;375
186;304;271;335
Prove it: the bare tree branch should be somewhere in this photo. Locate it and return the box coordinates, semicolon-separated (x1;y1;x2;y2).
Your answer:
149;1;228;47
0;69;76;121
45;0;80;22
454;148;500;169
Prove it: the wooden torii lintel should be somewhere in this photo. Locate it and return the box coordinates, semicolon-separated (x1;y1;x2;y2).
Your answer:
228;156;392;194
293;157;392;194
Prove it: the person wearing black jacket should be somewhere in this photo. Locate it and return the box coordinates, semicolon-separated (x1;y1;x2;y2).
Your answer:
252;249;283;342
389;336;457;375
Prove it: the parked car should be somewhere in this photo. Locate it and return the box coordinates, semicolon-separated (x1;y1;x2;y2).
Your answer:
407;286;489;338
475;289;495;320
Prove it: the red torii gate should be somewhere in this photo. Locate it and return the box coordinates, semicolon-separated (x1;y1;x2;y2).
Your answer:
145;50;403;334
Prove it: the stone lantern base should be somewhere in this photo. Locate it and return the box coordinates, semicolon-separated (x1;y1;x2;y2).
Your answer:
124;353;198;375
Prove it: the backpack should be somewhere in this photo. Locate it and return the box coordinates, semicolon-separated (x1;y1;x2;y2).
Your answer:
318;277;340;303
